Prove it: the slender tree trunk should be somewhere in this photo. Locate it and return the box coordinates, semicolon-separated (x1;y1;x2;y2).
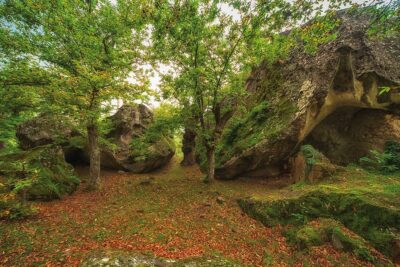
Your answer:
181;128;196;166
86;123;101;190
204;146;215;183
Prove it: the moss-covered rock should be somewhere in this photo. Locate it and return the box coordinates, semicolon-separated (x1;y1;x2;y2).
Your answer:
285;218;392;264
290;145;336;183
0;145;80;201
0;181;37;220
286;224;325;249
238;190;400;258
215;10;400;179
99;104;175;173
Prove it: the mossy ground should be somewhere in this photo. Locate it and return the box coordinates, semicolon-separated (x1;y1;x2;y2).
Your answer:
0;159;395;266
239;165;400;265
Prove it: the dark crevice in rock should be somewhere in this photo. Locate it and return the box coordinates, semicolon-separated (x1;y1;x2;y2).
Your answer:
304;107;400;165
332;47;355;92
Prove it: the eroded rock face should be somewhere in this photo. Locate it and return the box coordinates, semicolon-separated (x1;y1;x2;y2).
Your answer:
99;104;175;172
216;10;400;179
306;108;400;165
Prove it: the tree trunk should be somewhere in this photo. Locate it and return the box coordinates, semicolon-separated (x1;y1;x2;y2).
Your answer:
181;128;196;166
204;147;215;183
86;123;101;190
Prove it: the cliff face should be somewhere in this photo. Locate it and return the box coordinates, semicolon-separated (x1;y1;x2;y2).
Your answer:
215;10;400;179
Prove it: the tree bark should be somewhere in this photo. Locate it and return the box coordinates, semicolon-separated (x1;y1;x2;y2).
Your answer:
204;146;215;183
181;128;196;166
86;123;101;190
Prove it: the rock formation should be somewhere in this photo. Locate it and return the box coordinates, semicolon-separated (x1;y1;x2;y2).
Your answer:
215;10;400;179
16;104;175;173
16;114;73;149
100;104;175;172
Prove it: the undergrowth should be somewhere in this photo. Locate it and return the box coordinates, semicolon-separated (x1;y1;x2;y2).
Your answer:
360;140;400;174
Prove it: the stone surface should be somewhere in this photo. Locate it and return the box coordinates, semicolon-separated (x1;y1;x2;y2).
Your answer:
97;104;175;173
80;252;243;267
290;146;336;183
215;10;400;179
331;232;345;251
16;115;73;149
16;104;175;173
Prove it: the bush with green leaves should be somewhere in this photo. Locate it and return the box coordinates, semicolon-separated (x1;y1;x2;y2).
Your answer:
0;182;37;220
0;145;80;201
360;140;400;174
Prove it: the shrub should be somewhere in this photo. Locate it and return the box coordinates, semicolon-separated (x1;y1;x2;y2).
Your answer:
0;183;37;220
0;145;80;201
360;140;400;174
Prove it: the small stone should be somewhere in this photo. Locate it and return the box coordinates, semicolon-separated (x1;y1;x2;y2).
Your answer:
118;170;125;174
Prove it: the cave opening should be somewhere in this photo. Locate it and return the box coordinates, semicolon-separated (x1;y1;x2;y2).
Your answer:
304;107;400;165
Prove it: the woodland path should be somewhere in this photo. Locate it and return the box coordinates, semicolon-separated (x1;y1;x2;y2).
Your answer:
0;158;371;267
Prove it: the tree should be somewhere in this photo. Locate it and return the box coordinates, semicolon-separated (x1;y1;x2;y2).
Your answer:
153;0;347;182
0;0;151;189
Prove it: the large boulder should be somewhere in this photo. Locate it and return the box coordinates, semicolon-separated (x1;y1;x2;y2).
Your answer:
16;114;73;149
215;10;400;179
15;105;175;173
96;104;175;172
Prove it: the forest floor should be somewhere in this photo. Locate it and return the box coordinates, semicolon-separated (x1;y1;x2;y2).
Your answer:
0;157;393;267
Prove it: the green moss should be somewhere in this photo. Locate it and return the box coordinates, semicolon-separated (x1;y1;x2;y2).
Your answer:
0;146;80;201
329;227;375;262
215;96;297;167
286;225;324;249
360;140;400;174
285;218;380;263
239;190;400;257
131;135;175;162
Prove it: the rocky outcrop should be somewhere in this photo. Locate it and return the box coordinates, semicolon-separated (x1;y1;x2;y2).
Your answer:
16;105;175;173
99;104;175;172
16;115;73;149
216;10;400;179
